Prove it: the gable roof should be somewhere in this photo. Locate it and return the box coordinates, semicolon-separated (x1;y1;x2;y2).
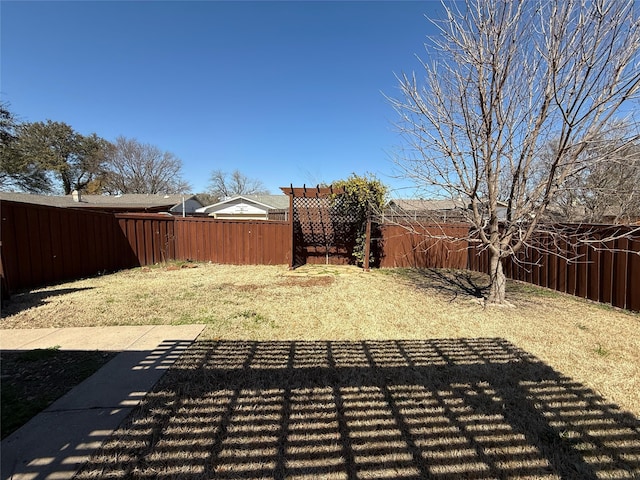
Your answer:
387;198;468;212
0;192;201;212
197;194;290;213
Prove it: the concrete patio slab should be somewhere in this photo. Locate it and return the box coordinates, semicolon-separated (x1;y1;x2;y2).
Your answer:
0;324;205;480
0;325;206;352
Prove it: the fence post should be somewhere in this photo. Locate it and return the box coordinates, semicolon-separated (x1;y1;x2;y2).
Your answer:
363;210;372;272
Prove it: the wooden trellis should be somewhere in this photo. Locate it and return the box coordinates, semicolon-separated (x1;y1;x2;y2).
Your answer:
281;185;361;268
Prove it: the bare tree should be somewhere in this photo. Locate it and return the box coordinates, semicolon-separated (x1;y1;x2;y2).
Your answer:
207;169;269;200
103;136;191;194
547;123;640;223
389;0;640;304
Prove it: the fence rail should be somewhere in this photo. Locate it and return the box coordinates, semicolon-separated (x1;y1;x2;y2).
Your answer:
1;200;638;311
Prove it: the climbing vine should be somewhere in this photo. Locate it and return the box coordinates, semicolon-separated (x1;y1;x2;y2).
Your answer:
330;173;387;266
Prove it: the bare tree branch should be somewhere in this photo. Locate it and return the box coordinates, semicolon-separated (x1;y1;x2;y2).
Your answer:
207;169;269;200
388;0;640;303
103;136;191;194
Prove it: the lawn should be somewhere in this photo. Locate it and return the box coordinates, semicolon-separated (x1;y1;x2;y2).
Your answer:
2;263;639;478
0;347;116;438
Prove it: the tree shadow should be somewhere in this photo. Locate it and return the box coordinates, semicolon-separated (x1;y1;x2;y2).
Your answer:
396;268;489;301
78;338;639;479
1;287;94;317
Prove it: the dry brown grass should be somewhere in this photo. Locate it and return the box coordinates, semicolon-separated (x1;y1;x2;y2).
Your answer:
3;263;639;478
2;264;637;414
78;338;640;479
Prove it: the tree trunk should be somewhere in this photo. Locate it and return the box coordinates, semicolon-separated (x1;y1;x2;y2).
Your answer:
487;251;506;304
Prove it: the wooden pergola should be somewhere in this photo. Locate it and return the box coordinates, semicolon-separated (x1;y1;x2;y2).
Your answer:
280;185;372;270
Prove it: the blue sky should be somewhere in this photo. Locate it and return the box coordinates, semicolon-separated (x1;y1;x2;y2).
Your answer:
1;1;446;196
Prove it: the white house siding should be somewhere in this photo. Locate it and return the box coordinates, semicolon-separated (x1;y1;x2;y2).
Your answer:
169;198;204;215
208;199;269;219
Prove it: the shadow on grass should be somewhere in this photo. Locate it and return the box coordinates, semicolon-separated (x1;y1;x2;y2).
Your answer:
78;339;639;479
394;268;489;301
1;287;94;317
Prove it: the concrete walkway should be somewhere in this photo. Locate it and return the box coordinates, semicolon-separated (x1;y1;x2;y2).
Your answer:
0;325;205;480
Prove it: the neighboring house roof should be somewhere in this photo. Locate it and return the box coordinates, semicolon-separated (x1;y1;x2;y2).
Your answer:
388;198;509;211
241;194;290;210
387;198;468;211
385;198;514;222
383;198;470;223
0;192;202;213
196;195;290;215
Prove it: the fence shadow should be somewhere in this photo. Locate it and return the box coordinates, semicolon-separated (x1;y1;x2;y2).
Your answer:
1;287;94;317
78;339;640;479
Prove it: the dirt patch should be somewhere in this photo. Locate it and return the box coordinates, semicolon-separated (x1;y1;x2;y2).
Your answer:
279;276;335;287
282;264;365;277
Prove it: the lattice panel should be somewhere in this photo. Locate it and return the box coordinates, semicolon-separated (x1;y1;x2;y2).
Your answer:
284;186;361;266
292;195;358;247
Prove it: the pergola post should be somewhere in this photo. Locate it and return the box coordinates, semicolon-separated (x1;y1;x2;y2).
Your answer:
284;184;295;270
363;209;372;272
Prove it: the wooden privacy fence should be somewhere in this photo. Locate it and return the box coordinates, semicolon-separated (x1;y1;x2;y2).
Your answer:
115;214;290;266
1;201;137;293
467;225;640;312
1;199;638;311
0;201;290;293
377;223;470;269
373;221;639;311
173;217;290;265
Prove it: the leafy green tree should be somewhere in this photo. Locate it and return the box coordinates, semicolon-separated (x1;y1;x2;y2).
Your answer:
0;104;51;193
331;173;387;266
15;121;109;194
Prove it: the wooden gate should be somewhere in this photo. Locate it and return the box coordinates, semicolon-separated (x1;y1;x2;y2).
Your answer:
281;186;360;268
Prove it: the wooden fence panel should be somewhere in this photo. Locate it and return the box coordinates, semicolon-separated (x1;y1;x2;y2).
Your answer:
575;242;588;299
627;237;640;312
1;201;137;291
114;214;177;266
378;224;470;269
556;239;568;294
2;202;24;290
613;237;629;309
171;217;290;265
586;238;600;303
547;246;558;291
